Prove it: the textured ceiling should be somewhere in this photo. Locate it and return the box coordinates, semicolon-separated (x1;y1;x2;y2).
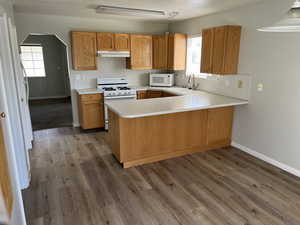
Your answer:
13;0;263;21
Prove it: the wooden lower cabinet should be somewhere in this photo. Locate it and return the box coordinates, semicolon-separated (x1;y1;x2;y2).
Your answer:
108;106;234;168
137;90;177;99
78;94;104;129
146;90;162;98
136;90;147;99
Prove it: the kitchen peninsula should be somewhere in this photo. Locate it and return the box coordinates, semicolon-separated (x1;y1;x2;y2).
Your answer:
107;88;248;168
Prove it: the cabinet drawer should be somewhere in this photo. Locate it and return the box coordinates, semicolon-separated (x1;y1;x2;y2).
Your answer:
80;94;103;102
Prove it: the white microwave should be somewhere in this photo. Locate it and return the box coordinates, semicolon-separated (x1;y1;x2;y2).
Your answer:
149;73;175;87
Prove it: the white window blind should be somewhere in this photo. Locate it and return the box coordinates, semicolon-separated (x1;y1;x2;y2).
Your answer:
21;45;46;77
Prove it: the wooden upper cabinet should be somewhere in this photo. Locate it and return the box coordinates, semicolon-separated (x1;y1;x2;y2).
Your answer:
201;25;241;75
212;26;227;74
127;34;152;70
71;31;97;70
153;34;168;69
97;32;114;51
168;34;187;71
115;33;130;51
223;26;242;74
200;29;214;73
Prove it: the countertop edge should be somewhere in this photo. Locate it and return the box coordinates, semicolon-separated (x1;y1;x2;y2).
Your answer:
107;101;248;119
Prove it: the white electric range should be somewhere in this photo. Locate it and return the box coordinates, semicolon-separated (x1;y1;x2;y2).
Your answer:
97;77;137;129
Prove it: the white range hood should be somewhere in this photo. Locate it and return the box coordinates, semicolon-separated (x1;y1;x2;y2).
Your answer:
97;50;130;57
258;0;300;32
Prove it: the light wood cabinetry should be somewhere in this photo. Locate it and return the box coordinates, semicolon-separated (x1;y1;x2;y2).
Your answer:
71;31;97;70
200;25;241;75
201;29;214;73
152;33;187;70
97;33;130;51
0;122;13;217
207;107;234;146
136;90;147;99
137;90;177;99
146;90;162;98
168;34;187;70
127;34;152;70
115;33;130;51
97;32;114;51
108;106;234;168
153;35;168;69
78;94;104;129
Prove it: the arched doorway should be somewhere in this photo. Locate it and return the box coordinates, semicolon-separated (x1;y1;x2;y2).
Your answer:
20;34;73;130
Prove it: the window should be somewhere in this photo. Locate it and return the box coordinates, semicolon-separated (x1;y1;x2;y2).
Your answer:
186;35;202;76
20;45;46;77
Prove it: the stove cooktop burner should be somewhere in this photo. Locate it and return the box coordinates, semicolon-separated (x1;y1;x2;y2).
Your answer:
117;87;131;90
103;87;116;91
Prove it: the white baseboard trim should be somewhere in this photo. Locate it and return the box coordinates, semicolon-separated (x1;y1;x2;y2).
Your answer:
231;141;300;178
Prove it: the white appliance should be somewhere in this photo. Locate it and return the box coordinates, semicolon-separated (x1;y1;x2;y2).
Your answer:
150;73;175;87
97;77;136;130
97;50;130;58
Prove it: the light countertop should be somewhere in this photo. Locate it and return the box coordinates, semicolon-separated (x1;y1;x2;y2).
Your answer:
76;88;103;95
106;87;248;118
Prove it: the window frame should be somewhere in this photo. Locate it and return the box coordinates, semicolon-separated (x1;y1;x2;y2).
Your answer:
186;33;209;78
20;44;46;78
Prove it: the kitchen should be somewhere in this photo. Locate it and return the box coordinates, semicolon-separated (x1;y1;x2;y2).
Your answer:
1;0;300;225
74;28;249;167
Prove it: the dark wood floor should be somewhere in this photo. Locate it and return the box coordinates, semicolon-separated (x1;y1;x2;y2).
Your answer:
29;98;73;131
23;127;300;225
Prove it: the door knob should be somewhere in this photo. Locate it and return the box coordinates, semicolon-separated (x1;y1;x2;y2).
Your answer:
0;112;6;118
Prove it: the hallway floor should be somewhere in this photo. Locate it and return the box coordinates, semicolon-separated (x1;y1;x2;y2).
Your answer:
29;97;73;130
22;127;300;225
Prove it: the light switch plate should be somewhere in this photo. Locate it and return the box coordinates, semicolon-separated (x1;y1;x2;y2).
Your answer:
238;80;243;88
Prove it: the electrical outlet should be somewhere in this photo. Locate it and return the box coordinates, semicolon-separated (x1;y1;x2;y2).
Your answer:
257;83;263;92
237;80;243;88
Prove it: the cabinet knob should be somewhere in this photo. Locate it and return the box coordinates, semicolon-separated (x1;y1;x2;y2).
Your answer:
0;112;6;118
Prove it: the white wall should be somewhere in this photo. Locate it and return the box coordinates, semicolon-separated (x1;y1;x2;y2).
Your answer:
14;13;168;125
23;35;70;100
170;0;300;171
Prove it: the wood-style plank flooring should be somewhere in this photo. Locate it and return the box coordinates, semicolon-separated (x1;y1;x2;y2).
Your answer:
23;127;300;225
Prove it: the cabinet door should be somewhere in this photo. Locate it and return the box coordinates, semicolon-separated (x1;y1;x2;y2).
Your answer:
147;90;162;98
207;107;233;146
78;94;104;129
200;29;214;73
223;26;241;75
162;91;177;97
172;34;187;71
97;32;114;51
115;33;130;51
71;32;97;70
153;34;168;69
212;26;227;74
81;102;104;129
137;91;147;99
129;35;152;70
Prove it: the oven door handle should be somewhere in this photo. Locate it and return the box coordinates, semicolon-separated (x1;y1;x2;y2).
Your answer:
105;95;136;100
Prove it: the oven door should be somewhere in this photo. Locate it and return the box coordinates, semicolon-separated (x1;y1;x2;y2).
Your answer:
104;95;136;130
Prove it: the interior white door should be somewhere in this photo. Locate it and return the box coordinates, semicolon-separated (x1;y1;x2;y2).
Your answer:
0;14;30;189
7;18;33;151
0;40;27;225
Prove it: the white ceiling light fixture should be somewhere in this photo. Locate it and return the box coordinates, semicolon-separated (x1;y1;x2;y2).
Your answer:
258;0;300;32
96;5;165;17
